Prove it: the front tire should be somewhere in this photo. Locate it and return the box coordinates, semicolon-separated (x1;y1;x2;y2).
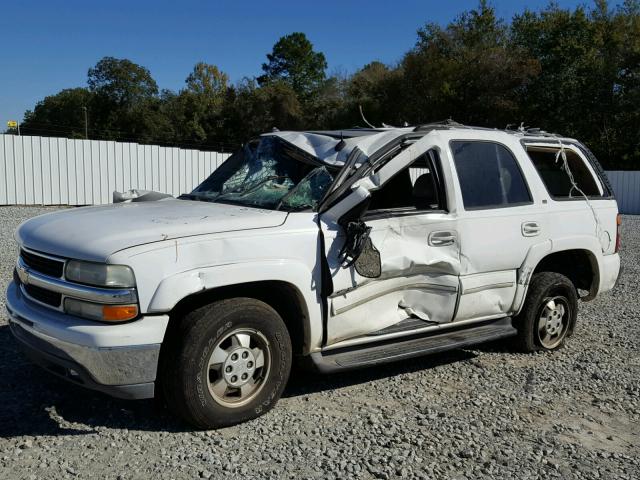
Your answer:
161;298;292;429
513;272;578;352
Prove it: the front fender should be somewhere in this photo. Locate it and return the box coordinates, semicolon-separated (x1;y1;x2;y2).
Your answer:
146;260;324;352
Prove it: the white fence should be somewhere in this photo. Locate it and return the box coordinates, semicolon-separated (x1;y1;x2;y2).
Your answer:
1;134;639;213
606;171;640;215
0;134;230;205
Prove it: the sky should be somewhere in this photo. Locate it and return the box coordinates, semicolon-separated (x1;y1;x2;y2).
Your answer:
0;0;588;124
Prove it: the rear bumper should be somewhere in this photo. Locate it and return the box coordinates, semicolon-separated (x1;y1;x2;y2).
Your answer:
599;253;621;295
6;281;168;399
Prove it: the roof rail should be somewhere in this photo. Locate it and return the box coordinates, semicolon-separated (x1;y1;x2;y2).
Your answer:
504;125;565;138
412;119;465;132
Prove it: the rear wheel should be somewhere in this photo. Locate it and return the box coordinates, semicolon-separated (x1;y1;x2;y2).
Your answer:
513;272;578;352
161;298;292;429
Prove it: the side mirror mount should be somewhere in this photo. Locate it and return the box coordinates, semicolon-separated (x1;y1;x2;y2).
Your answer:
338;220;381;278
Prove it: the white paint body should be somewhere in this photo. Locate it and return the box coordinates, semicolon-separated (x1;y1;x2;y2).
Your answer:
9;127;621;367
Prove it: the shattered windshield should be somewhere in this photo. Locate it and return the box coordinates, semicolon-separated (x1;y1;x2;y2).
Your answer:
182;136;335;211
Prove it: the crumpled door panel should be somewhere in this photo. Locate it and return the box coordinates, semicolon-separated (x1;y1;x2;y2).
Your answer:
328;273;458;344
319;132;461;346
323;213;460;345
455;271;516;321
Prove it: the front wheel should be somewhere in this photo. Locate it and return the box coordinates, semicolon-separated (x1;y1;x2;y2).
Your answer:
161;298;292;429
513;272;578;352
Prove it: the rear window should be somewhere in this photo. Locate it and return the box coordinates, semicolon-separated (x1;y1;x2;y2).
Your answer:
525;146;602;198
451;141;531;209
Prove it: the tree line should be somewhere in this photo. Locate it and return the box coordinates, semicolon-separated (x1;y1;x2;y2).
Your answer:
11;1;640;169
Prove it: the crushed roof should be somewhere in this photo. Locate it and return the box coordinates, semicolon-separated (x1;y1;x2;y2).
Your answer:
265;124;574;166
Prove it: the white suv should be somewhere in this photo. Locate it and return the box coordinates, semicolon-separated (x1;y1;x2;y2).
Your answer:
6;123;621;428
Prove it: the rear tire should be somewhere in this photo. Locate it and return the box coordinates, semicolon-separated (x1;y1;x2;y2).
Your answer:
161;298;292;429
513;272;578;352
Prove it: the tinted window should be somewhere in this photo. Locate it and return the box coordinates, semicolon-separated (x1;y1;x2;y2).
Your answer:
451;141;531;209
526;147;602;198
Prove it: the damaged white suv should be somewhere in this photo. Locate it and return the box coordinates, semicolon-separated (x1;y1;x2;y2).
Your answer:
6;124;621;428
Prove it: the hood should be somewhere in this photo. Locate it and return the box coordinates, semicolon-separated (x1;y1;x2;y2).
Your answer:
16;199;288;262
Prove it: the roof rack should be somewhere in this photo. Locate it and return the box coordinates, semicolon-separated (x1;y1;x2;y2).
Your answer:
413;120;568;139
504;124;565;138
305;128;388;139
309;122;568;140
412;119;466;132
413;119;503;133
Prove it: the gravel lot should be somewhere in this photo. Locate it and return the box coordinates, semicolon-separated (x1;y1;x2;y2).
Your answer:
0;206;638;480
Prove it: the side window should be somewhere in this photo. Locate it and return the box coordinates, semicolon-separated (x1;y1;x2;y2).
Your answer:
366;150;444;214
525;146;603;198
451;141;531;209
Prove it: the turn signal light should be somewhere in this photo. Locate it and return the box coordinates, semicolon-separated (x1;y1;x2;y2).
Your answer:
102;304;139;322
64;298;139;322
615;214;622;253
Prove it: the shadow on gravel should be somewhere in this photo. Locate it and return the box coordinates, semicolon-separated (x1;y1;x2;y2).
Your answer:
284;349;477;398
0;325;186;438
0;323;477;438
470;339;516;354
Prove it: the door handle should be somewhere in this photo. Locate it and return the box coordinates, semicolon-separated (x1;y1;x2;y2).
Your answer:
429;231;456;247
522;221;541;237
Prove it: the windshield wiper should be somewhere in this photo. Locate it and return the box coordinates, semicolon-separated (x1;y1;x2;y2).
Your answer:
178;192;217;202
279;203;314;212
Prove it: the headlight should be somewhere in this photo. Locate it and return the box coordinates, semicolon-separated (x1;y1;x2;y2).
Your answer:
65;261;136;287
65;298;138;322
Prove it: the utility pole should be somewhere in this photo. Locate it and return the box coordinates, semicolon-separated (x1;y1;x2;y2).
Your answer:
82;106;88;139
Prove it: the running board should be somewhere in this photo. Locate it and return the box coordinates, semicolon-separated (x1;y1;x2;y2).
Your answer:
310;317;516;373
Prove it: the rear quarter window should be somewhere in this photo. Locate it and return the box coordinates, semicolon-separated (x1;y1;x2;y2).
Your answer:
525;146;603;198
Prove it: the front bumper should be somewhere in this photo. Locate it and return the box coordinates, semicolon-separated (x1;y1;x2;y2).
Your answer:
6;281;169;399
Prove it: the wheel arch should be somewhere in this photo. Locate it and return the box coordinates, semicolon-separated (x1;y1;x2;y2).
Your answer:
531;248;599;295
147;259;323;356
512;238;602;314
165;279;311;356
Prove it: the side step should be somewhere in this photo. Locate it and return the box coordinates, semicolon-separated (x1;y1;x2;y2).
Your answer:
311;317;517;373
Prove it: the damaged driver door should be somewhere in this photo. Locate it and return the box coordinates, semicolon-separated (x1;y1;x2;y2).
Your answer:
319;134;461;346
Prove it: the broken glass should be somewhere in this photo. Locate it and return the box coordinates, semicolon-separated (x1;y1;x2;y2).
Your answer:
185;136;334;211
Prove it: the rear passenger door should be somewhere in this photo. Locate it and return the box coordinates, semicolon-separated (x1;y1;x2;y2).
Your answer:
444;134;548;322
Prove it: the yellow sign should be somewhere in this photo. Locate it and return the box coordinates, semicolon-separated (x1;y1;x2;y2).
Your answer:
7;120;17;128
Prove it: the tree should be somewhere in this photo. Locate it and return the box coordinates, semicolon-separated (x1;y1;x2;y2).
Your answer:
185;62;229;101
161;63;231;146
258;32;328;98
512;0;640;169
221;79;304;145
21;88;94;138
88;56;158;106
15;3;640;168
86;57;161;142
304;73;348;129
401;1;539;127
342;61;404;127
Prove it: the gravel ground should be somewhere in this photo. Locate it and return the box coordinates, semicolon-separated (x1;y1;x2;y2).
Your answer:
0;206;638;480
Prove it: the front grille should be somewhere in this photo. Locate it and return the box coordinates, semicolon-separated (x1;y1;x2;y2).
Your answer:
24;284;62;308
20;249;65;278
